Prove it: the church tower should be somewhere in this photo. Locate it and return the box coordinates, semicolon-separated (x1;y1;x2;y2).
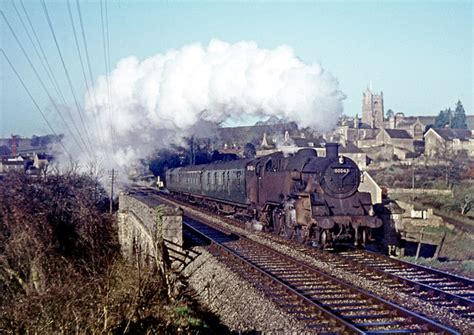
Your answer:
362;87;384;128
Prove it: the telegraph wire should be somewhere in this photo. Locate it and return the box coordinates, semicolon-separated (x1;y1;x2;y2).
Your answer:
12;0;62;104
40;0;95;156
76;0;106;148
1;49;72;159
18;0;85;146
1;10;89;156
66;0;106;151
19;0;70;112
100;0;115;151
105;0;111;97
18;0;83;147
105;0;114;143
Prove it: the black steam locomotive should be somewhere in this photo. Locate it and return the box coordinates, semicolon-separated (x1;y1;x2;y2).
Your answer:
166;143;381;247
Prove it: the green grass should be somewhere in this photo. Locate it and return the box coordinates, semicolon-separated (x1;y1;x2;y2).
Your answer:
422;226;451;234
174;305;205;329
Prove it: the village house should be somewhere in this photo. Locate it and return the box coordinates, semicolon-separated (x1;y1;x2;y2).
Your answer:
424;128;474;158
0;155;28;174
356;128;418;161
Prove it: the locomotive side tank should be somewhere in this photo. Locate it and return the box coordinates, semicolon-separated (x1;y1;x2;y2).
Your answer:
166;143;381;247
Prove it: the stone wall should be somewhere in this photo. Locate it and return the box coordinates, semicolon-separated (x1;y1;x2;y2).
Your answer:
117;193;183;264
388;188;453;196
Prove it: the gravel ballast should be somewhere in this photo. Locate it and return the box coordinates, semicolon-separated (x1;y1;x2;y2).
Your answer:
182;246;307;332
165;196;470;333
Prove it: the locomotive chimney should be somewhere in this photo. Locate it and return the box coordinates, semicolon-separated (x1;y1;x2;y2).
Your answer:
325;143;339;158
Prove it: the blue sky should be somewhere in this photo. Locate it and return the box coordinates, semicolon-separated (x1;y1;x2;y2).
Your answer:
1;0;472;136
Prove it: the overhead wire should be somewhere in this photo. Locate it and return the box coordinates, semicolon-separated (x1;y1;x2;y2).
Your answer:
76;0;106;149
18;0;71;111
1;10;88;156
100;0;115;152
1;48;72;159
105;0;114;152
40;0;95;157
66;0;106;151
12;0;62;103
16;0;90;153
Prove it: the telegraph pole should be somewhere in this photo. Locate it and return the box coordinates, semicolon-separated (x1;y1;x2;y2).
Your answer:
108;168;117;214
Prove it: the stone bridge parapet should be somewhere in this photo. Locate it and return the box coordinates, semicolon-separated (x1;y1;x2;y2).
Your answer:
117;193;184;265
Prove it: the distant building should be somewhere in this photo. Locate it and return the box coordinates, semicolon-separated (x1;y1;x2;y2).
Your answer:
217;122;299;150
0;157;26;173
424;128;474;158
362;87;384;128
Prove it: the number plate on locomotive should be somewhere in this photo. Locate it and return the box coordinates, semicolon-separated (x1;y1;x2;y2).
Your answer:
333;168;350;174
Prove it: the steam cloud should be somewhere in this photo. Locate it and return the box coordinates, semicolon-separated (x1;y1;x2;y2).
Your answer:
63;39;345;177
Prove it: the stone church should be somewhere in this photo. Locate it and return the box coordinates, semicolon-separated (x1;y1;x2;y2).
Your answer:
362;87;384;128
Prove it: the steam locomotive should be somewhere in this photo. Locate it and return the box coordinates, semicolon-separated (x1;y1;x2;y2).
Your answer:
165;143;381;248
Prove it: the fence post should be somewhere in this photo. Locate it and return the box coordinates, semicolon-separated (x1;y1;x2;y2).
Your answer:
415;229;424;260
433;231;446;260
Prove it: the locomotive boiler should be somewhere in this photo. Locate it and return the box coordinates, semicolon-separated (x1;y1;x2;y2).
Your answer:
165;143;381;247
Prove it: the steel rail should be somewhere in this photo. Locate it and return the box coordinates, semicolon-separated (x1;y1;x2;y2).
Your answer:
181;216;458;334
184;219;364;334
129;189;461;333
334;249;474;316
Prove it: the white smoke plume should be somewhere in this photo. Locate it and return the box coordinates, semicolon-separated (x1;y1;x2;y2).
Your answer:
60;39;345;180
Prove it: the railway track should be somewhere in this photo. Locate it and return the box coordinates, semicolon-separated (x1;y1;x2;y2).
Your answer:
156;190;474;318
129;188;467;332
183;216;457;334
334;249;474;317
257;232;474;320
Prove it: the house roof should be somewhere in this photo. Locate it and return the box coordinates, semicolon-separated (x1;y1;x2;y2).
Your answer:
1;160;24;166
384;129;412;139
218;122;299;146
430;128;473;141
339;142;363;153
35;153;48;160
293;138;325;148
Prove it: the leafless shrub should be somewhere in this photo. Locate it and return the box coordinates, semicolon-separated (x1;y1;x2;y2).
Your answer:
0;172;206;333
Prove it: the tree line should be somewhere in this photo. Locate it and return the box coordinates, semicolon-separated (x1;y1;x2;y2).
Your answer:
434;100;467;129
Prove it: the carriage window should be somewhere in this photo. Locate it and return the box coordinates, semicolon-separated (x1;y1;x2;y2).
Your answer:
236;171;241;185
227;171;230;184
214;172;218;185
